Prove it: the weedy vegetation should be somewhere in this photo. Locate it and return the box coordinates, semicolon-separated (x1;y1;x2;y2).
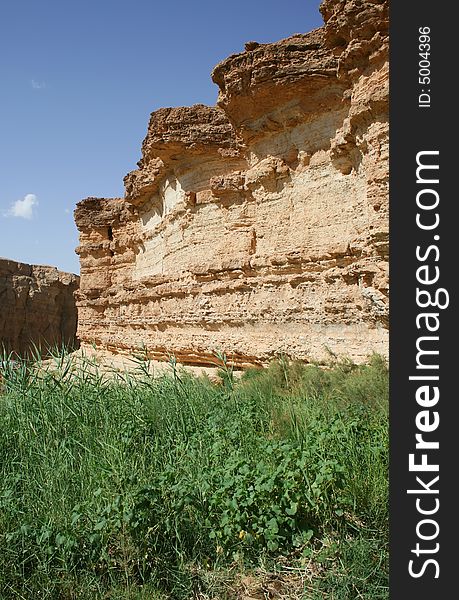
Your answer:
0;349;388;599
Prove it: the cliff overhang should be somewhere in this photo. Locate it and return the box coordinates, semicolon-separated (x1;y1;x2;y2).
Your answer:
74;0;389;367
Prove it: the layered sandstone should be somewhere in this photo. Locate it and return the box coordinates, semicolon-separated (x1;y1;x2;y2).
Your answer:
0;258;79;356
75;0;388;368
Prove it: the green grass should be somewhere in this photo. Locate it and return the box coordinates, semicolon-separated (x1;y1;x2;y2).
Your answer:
0;351;388;599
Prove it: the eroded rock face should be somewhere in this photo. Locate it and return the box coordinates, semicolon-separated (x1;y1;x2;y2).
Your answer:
75;0;388;367
0;258;79;356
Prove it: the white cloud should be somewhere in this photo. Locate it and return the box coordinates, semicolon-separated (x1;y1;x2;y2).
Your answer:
31;79;46;89
7;194;38;219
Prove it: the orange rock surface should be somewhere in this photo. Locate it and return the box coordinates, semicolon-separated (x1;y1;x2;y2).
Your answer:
0;258;79;356
75;0;388;367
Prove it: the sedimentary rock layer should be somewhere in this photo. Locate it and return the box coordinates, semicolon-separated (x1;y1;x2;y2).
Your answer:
75;0;388;367
0;258;79;356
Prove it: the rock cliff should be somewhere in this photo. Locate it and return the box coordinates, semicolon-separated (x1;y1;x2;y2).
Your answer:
0;258;79;356
75;0;388;368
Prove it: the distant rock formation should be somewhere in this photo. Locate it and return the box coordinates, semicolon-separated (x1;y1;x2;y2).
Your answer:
74;0;388;368
0;258;79;356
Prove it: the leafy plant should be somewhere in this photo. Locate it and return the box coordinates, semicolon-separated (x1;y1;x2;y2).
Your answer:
0;349;388;599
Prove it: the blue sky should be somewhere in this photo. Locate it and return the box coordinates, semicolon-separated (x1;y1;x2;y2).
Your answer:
0;0;322;274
